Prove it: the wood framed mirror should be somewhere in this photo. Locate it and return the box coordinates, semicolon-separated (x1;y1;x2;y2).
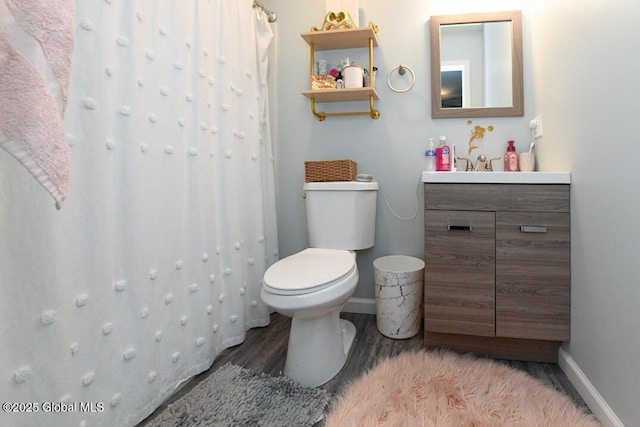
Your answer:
430;10;523;118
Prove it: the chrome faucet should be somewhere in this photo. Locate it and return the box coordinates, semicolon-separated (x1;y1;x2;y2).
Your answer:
456;156;474;171
456;154;501;171
474;154;487;171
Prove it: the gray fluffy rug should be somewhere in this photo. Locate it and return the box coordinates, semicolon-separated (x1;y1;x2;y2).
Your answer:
147;363;332;427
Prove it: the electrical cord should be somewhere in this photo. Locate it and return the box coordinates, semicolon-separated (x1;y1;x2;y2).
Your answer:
377;173;422;221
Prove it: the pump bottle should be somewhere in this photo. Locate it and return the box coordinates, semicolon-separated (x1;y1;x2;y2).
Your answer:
435;136;451;171
504;140;519;172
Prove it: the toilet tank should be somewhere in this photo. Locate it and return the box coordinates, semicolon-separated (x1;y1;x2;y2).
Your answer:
303;181;378;250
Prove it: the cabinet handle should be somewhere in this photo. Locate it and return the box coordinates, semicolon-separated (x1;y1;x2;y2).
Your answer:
448;224;472;232
520;225;548;233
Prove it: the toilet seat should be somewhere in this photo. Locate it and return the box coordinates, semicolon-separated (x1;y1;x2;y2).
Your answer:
263;248;356;296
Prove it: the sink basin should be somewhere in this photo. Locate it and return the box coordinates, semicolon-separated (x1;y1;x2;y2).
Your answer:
421;171;571;184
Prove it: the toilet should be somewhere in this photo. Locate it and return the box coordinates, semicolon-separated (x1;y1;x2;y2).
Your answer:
261;180;378;387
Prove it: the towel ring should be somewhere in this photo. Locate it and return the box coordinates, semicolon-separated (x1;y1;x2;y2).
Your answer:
387;65;415;93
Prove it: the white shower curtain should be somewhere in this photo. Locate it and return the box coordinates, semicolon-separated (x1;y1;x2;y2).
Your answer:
0;1;278;426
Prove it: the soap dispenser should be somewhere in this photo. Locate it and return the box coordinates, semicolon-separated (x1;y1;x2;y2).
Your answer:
435;136;451;171
504;140;519;172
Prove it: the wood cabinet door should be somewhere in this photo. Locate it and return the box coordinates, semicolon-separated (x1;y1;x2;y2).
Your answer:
496;212;571;341
424;210;495;337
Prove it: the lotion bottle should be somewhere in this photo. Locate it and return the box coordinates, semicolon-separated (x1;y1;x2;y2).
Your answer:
504;140;520;172
425;138;436;171
435;136;451;171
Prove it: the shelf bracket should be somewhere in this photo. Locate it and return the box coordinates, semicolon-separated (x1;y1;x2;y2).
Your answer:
368;94;381;119
310;97;327;121
309;95;380;121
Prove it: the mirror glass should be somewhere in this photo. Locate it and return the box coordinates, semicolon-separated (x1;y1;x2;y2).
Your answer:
430;11;523;118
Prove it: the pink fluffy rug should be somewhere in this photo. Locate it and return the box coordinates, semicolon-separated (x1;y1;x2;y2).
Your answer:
325;351;600;426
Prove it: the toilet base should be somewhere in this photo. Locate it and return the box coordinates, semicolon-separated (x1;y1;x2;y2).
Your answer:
284;309;356;387
340;318;356;357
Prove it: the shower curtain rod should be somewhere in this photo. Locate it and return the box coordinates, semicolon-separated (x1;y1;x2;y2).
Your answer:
253;0;277;22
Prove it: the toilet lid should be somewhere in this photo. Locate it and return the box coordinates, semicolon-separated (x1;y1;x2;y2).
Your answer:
263;248;355;294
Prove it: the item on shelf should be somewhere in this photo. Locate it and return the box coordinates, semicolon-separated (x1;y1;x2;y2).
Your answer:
311;74;337;89
313;10;357;31
318;60;328;75
325;0;359;27
335;65;344;88
344;64;364;88
363;67;378;88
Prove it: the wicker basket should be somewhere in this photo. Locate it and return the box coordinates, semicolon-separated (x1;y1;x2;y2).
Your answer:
304;159;357;182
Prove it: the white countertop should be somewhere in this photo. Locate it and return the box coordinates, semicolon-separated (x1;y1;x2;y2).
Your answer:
421;171;571;184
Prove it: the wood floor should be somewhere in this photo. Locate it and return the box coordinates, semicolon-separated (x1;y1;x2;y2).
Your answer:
140;312;591;425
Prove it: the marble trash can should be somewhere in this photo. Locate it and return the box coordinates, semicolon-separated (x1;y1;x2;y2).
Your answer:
373;255;425;339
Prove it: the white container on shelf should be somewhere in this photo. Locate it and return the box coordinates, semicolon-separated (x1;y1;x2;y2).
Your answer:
344;65;364;88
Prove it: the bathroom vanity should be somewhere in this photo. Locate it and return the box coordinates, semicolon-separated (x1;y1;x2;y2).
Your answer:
422;172;570;363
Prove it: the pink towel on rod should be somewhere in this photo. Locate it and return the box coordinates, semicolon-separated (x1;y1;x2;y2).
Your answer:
0;0;74;208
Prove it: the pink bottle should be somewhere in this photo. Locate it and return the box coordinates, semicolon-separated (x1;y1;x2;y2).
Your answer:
435;136;451;171
504;140;519;172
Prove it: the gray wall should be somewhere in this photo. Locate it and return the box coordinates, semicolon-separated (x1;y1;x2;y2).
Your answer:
529;1;640;425
271;0;535;303
269;0;638;425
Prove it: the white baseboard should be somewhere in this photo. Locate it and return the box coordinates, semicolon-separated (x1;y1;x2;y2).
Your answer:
558;348;624;427
343;297;376;314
